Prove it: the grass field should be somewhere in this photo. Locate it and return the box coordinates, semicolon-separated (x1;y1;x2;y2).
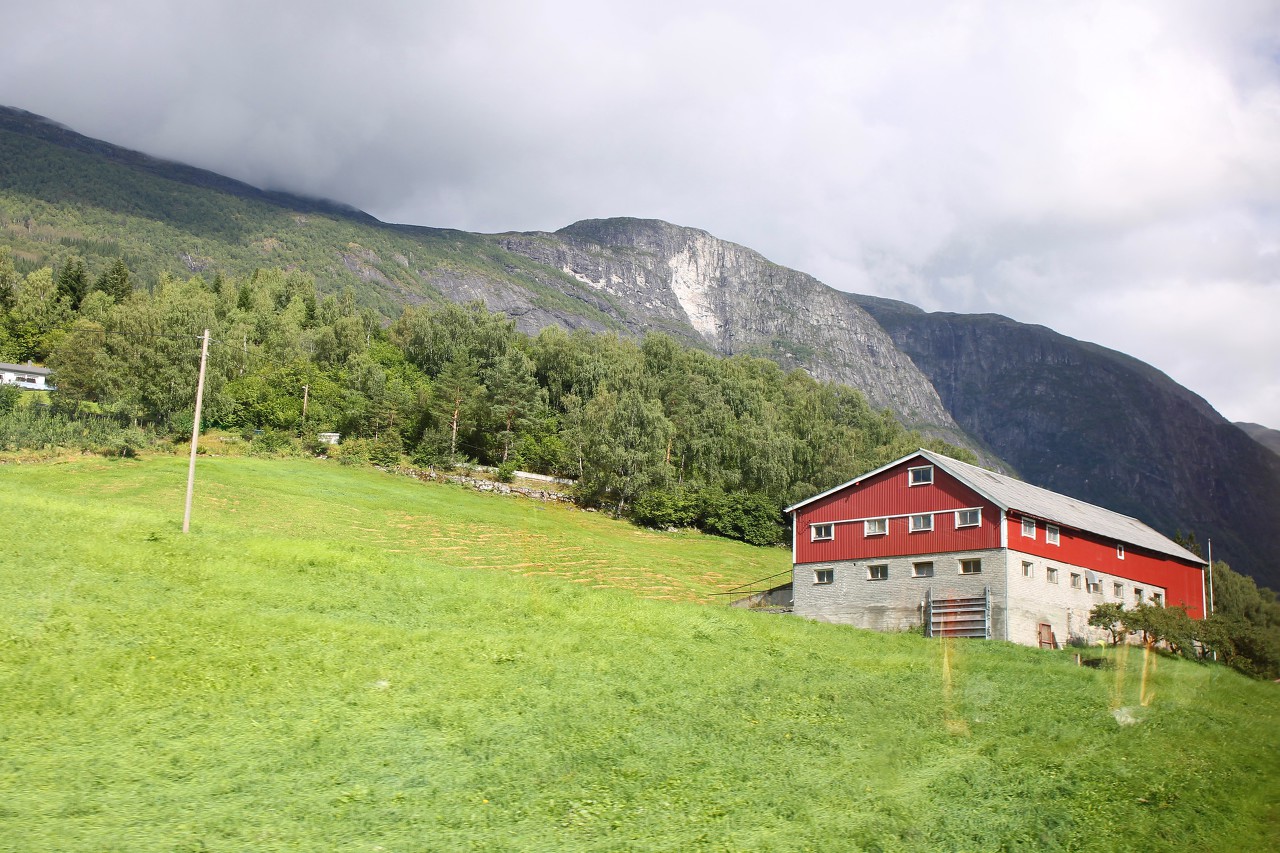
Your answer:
1;456;1277;851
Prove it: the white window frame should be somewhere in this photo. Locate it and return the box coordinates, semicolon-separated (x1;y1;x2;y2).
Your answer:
909;513;934;533
908;465;934;486
1047;567;1059;584
1022;517;1037;538
814;568;833;585
1113;582;1124;598
864;518;888;537
954;508;981;528
959;558;982;575
867;564;888;581
1046;524;1060;545
811;523;834;542
1070;573;1082;590
1117;543;1125;560
912;561;934;578
1021;561;1033;578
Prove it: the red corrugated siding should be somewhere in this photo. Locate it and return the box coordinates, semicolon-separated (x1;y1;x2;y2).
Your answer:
794;460;1001;564
1008;515;1205;618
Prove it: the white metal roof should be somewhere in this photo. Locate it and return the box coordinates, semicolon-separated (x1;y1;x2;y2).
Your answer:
788;448;1206;566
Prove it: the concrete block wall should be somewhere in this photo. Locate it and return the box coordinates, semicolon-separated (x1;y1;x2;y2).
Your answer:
793;548;1008;637
1005;548;1166;647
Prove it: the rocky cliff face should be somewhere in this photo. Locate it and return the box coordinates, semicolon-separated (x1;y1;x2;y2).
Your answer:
475;218;965;441
855;295;1280;588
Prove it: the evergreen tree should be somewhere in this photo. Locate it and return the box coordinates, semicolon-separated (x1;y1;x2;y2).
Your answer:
56;256;90;311
92;258;132;303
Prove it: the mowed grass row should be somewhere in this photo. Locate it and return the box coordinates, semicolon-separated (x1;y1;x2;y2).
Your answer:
1;456;1277;852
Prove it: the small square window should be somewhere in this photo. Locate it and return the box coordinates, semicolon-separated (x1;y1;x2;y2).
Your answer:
811;523;834;542
1046;525;1060;545
1152;592;1163;607
912;561;934;578
960;558;982;575
1113;582;1124;598
909;513;933;532
864;518;888;537
1022;517;1037;538
1087;581;1102;594
909;465;934;486
867;564;888;581
1022;561;1033;578
1134;587;1144;604
1047;567;1059;583
815;569;833;584
955;508;980;528
1117;543;1125;560
1070;573;1082;589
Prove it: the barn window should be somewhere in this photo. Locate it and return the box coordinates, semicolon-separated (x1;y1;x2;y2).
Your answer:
959;558;982;575
814;569;834;584
1152;592;1163;607
912;561;934;578
811;523;834;542
909;513;933;532
1113;582;1124;598
955;508;980;528
1047;567;1059;583
1134;587;1144;603
867;564;888;581
908;465;934;486
1117;543;1125;560
1022;561;1033;578
1070;573;1082;589
1046;525;1060;545
864;518;888;536
1022;517;1037;538
1087;580;1102;594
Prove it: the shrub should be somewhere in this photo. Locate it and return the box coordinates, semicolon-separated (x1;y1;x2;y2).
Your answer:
495;460;518;483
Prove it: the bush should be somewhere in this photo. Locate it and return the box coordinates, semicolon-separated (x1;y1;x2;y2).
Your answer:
368;433;403;468
495;460;518;483
0;385;19;416
631;485;701;529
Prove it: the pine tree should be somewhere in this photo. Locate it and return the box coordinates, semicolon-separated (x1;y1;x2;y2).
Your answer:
92;258;132;303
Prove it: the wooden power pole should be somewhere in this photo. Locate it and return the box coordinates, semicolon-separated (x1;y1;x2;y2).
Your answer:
183;329;211;534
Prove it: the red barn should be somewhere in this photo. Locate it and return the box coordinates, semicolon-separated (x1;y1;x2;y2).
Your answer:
785;449;1207;647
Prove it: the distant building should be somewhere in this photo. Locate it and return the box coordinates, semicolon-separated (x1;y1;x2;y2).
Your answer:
0;362;53;391
785;449;1207;648
317;433;341;445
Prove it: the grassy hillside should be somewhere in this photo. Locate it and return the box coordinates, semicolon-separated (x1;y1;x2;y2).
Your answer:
1;456;1277;851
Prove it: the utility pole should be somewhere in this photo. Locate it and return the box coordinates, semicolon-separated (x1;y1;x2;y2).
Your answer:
183;329;210;534
302;384;310;425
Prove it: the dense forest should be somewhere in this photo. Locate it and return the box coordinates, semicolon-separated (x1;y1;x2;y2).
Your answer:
0;249;965;545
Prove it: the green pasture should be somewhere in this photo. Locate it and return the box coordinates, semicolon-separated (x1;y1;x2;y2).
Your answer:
1;456;1277;851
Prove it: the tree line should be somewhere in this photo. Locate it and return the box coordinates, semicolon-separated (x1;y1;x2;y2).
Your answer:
0;250;966;545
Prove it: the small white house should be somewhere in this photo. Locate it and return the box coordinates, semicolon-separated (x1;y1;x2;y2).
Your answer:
0;362;53;391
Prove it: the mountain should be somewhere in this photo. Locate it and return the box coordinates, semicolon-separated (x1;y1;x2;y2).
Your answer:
854;296;1280;587
1237;422;1280;458
2;104;1277;585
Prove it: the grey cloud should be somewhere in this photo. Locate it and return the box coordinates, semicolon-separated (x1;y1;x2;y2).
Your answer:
2;0;1278;424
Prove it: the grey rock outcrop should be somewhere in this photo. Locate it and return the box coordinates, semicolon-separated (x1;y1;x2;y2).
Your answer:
485;218;963;440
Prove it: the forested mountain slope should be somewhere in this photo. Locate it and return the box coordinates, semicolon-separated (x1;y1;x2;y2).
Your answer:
2;104;1276;584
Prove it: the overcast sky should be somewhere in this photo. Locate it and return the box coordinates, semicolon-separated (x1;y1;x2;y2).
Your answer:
4;0;1279;426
